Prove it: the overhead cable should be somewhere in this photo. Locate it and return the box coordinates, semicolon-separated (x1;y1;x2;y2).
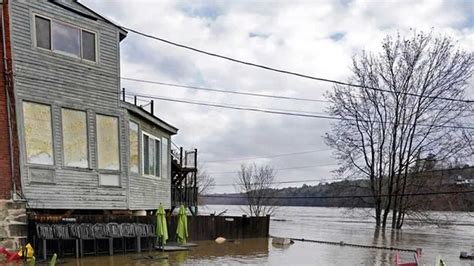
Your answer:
123;27;474;104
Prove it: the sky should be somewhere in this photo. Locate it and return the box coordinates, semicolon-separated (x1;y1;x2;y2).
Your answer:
82;0;474;193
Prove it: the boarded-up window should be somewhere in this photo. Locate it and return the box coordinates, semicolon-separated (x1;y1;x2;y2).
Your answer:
96;115;119;170
62;109;88;168
161;138;169;179
142;132;160;177
35;16;51;50
129;121;139;174
23;102;54;165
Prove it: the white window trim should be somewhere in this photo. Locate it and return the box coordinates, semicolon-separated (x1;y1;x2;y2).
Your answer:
33;14;98;63
141;131;161;179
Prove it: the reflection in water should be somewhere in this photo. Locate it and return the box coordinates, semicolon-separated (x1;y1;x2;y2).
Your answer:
57;239;269;265
31;206;474;265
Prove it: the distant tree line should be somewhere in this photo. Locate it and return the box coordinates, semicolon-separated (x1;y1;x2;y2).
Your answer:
202;166;474;212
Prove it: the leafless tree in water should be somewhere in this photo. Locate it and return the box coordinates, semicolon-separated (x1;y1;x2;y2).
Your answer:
325;32;474;229
235;164;278;217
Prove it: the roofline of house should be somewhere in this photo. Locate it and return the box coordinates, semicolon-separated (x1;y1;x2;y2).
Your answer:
121;101;178;135
51;0;128;41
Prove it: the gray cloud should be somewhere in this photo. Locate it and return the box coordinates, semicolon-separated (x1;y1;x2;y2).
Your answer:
82;0;474;193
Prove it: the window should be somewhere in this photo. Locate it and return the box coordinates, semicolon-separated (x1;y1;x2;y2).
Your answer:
96;115;119;170
142;132;161;178
62;109;88;168
161;138;169;179
35;16;51;50
82;30;96;61
23;102;54;165
35;15;97;61
129;121;139;174
52;21;80;57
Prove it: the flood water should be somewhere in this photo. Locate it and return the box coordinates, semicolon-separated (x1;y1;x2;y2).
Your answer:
27;206;474;265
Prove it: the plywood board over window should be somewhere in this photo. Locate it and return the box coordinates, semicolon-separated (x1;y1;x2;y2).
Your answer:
162;137;169;179
96;114;119;170
62;108;88;168
129;121;139;174
23;101;54;165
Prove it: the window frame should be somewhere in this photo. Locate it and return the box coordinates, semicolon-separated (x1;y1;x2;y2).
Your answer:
33;14;98;63
141;131;161;179
21;100;55;167
60;107;90;169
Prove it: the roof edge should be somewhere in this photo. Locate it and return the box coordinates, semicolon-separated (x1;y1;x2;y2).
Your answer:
121;101;178;135
74;0;128;40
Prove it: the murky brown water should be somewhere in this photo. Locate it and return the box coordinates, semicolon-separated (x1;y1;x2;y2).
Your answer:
4;206;474;265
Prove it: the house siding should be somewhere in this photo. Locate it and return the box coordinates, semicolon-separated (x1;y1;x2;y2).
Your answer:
127;112;172;210
10;1;128;209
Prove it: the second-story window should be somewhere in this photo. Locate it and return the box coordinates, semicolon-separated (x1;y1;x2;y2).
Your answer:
35;15;97;62
52;21;80;57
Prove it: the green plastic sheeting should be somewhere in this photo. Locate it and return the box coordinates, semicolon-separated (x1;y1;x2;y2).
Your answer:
176;205;188;244
156;203;168;245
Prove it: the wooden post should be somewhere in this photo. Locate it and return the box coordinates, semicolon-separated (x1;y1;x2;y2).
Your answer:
108;238;113;256
194;149;198;210
265;215;271;237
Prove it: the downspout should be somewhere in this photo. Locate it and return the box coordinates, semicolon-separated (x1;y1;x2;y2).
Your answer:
1;0;18;201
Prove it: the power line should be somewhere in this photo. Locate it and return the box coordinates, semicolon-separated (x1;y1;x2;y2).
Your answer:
127;93;474;130
123;27;474;104
201;148;332;163
123;77;473;113
203;189;474;199
208;162;338;175
126;92;328;116
122;77;329;103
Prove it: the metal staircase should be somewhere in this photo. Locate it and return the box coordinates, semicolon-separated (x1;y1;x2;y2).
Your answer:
171;143;198;215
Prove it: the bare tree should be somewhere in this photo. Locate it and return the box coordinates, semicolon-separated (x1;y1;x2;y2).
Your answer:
325;32;474;229
235;164;278;217
190;164;215;204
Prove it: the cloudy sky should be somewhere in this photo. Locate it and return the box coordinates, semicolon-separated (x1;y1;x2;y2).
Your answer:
82;0;474;193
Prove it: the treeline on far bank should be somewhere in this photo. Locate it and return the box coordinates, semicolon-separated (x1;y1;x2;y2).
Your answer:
201;167;474;212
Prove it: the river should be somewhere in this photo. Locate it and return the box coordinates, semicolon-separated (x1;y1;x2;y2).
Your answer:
37;205;474;265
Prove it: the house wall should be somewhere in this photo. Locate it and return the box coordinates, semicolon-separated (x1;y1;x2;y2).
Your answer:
127;112;172;210
9;1;128;209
